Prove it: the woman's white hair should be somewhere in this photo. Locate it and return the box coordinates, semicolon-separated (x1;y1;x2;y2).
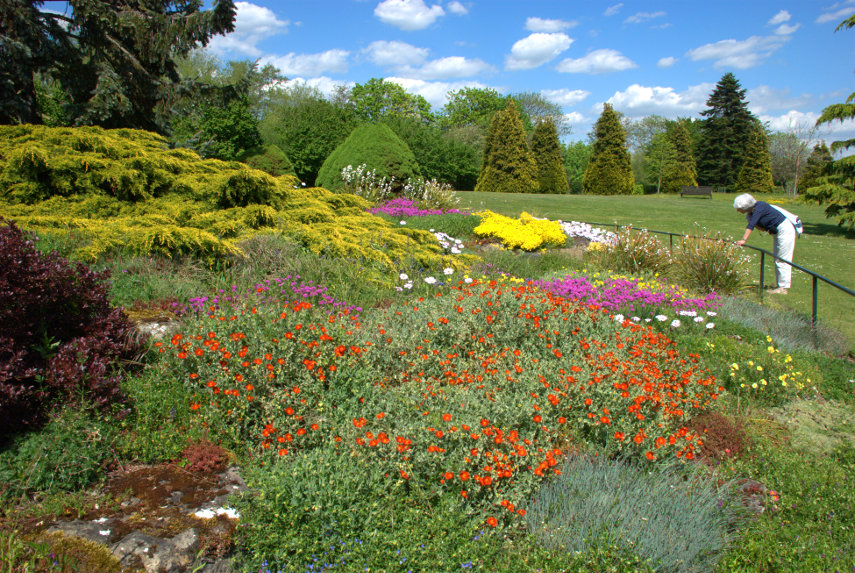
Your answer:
733;193;756;210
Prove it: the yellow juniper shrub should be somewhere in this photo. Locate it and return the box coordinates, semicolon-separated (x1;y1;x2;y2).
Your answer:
0;125;458;271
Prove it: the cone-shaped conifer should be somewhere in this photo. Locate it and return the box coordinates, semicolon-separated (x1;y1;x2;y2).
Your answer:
583;104;633;195
531;118;569;194
733;128;775;194
475;100;537;193
660;122;697;194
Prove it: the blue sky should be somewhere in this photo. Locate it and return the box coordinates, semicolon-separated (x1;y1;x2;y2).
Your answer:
206;1;854;146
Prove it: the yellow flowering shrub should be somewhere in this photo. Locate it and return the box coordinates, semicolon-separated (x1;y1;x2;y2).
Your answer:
0;125;462;271
473;210;566;251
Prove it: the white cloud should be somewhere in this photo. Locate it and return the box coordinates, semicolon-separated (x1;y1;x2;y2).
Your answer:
657;56;678;68
506;33;573;70
623;11;666;24
541;88;590;106
396;56;494;79
563;111;587;125
363;40;429;67
556;49;637;74
263;49;350;76
384;77;491;108
606;83;714;118
207;2;289;58
685;35;790;69
604;3;623;16
816;0;855;24
525;17;578;32
774;23;800;35
768;10;791;25
447;1;467;15
757;110;855;151
279;76;352;99
375;0;445;30
746;86;812;115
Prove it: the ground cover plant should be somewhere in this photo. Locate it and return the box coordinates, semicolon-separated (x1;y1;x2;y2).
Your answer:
1;131;854;572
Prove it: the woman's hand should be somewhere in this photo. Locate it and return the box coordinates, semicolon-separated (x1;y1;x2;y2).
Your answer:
736;239;746;246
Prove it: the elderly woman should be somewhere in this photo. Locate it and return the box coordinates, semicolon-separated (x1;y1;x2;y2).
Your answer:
733;193;797;294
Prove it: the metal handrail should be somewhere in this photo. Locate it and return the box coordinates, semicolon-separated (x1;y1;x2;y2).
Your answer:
582;221;855;330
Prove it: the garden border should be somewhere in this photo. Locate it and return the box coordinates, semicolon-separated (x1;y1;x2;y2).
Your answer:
583;221;855;346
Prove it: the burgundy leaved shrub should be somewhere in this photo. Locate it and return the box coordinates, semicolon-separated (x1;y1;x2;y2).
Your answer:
0;218;145;437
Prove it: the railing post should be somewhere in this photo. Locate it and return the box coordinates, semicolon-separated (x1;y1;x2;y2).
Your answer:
759;252;765;298
812;275;819;349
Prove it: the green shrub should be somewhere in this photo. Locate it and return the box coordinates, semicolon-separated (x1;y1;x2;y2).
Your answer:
671;229;752;294
587;227;672;274
316;123;421;193
526;456;742;573
0;408;115;498
237;144;297;177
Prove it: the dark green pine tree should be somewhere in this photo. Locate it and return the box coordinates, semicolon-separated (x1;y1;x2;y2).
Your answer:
733;128;775;194
0;1;237;132
695;73;759;188
660;122;697;194
475;100;537;193
582;103;633;195
797;142;833;193
531;118;569;194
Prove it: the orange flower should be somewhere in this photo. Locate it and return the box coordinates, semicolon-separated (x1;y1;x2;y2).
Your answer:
486;516;498;527
442;413;452;422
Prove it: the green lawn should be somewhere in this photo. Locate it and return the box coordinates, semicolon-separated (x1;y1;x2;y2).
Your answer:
458;191;855;353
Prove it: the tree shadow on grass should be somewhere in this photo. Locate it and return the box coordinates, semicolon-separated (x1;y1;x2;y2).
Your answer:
802;221;855;240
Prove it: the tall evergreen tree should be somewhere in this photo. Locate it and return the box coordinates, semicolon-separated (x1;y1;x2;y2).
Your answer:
582;103;633;195
733;128;775;194
797;142;833;192
695;73;759;188
802;14;855;228
0;1;236;131
531;118;569;194
660;122;697;194
475;100;537;194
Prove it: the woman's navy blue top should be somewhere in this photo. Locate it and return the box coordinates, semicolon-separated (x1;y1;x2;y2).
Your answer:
746;201;786;234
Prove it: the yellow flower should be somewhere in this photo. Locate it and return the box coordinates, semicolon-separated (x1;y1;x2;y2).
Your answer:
767;346;775;353
751;383;758;389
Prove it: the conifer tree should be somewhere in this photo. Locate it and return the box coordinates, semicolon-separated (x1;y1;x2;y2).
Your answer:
695;73;759;188
531;118;569;194
660;122;697;194
475;100;537;193
582;103;633;195
797;142;833;192
0;1;237;131
802;15;855;228
733;128;775;194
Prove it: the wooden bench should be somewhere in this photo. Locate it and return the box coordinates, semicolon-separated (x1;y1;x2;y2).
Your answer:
680;186;713;198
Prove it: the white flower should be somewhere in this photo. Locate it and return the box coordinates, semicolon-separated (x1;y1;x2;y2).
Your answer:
614;314;625;323
670;319;681;328
655;315;668;322
443;267;454;275
424;277;437;284
404;282;413;289
451;247;461;254
679;310;697;317
694;316;705;323
396;286;403;292
706;322;715;329
399;273;409;281
400;220;407;225
644;318;652;323
464;277;473;284
706;311;717;316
